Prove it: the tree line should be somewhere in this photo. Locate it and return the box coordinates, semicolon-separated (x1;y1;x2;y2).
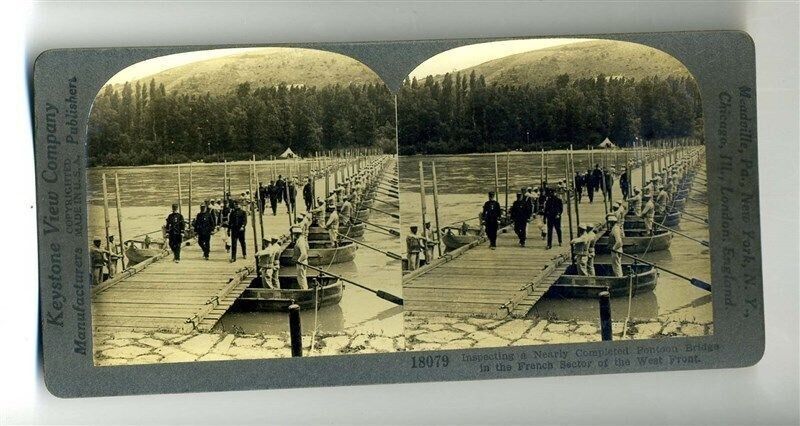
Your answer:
397;71;703;155
88;80;397;166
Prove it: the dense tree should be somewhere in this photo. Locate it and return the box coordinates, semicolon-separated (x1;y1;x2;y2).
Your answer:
88;81;395;166
398;73;703;155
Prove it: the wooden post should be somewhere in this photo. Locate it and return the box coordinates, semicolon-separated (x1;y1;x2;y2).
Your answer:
113;173;126;270
599;291;612;341
544;150;549;185
223;160;228;200
570;146;580;230
418;161;428;235
641;144;647;193
494;154;499;197
504;151;510;215
249;163;261;269
431;162;443;257
540;148;544;186
564;154;574;264
177;165;182;216
288;303;302;357
188;162;193;226
255;162;265;245
101;173;111;252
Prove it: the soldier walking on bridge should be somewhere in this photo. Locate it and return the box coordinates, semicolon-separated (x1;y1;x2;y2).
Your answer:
194;204;215;260
228;201;248;262
165;203;185;263
481;191;502;250
510;192;531;247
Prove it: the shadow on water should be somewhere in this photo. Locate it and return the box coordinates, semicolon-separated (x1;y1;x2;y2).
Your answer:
532;291;660;322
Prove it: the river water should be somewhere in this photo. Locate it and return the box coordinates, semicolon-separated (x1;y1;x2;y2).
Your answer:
398;150;712;324
87;158;404;337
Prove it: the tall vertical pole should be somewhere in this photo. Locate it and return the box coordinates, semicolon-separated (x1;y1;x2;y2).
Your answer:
188;162;193;228
540;148;545;186
255;160;265;245
177;165;182;216
570;146;580;228
113;173;126;270
494;154;499;197
418;161;428;236
564;154;574;265
544;150;549;185
101;173;111;252
249;162;261;274
504;151;510;214
223;160;228;200
431;162;443;257
394;94;400;149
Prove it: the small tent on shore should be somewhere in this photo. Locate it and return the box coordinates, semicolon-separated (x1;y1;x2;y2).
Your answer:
598;137;616;149
279;147;298;158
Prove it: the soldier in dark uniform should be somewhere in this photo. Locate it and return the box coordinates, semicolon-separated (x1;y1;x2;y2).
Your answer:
509;192;532;247
584;170;594;203
165;203;185;262
619;167;630;199
481;191;502;250
303;177;314;212
193;204;215;260
574;171;584;201
228;201;248;262
258;183;267;213
275;175;285;204
543;188;563;249
592;164;604;196
267;180;278;215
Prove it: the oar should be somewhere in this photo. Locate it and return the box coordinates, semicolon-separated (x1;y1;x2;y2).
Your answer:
681;210;708;223
678;214;707;226
653;223;709;247
375;189;399;199
297;261;404;305
338;234;403;260
371;197;399;208
366;205;400;219
687;196;708;206
343;215;400;236
614;250;711;292
363;227;396;237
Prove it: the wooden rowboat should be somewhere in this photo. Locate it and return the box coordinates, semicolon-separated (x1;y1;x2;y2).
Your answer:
124;240;166;265
306;222;366;240
595;229;673;254
625;210;681;229
441;228;483;250
280;240;358;266
236;275;343;311
547;263;658;298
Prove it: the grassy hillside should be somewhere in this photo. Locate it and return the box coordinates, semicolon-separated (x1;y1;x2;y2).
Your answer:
440;39;692;84
120;48;384;94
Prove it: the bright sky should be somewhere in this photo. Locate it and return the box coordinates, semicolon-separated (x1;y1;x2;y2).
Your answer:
408;38;593;79
107;47;268;84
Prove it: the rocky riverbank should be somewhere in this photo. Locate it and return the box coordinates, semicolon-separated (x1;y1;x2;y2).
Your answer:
404;314;712;351
93;329;404;366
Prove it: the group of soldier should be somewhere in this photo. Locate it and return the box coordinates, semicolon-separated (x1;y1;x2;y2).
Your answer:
574;164;630;203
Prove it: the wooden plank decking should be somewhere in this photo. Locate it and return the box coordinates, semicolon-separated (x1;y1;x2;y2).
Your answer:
92;234;255;333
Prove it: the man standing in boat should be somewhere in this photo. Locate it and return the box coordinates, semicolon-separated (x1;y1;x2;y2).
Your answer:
228;201;248;262
481;191;502;250
627;186;642;216
607;214;624;277
569;225;590;276
510;192;531;247
293;226;310;290
325;202;340;246
406;225;423;270
423;221;436;263
585;224;598;277
165;203;185;263
194;204;215;260
655;185;670;216
90;236;116;285
640;193;656;236
339;194;353;227
303;177;314;212
543;188;563;250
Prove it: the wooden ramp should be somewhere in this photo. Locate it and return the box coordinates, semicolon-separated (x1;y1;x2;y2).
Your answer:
92;235;255;333
403;227;568;318
404;197;612;319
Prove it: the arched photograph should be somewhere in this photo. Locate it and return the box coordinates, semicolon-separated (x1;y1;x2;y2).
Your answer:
398;39;712;351
87;47;403;365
